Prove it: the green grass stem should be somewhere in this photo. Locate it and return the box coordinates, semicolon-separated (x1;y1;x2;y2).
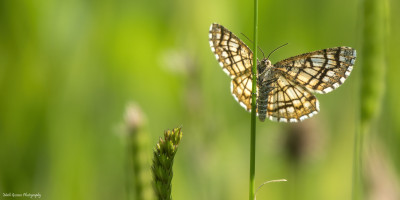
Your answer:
124;103;152;200
353;0;386;199
249;0;258;199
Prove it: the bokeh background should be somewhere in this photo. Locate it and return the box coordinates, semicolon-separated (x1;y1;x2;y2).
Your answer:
0;0;399;200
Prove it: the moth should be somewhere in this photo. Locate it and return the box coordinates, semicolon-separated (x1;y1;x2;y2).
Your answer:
209;23;356;122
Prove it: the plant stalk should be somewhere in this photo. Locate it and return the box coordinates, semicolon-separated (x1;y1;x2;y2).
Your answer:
353;0;386;198
249;0;258;199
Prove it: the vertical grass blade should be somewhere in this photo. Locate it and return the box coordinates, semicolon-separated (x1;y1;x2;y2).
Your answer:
124;103;152;200
353;0;387;198
249;0;258;199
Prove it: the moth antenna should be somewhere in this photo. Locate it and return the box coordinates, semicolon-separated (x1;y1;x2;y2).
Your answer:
258;46;266;59
267;43;288;60
241;33;266;59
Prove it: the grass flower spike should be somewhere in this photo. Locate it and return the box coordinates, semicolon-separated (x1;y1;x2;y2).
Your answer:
152;127;183;200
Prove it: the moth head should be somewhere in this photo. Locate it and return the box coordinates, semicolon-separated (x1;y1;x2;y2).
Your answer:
264;42;289;66
258;59;272;78
262;59;272;68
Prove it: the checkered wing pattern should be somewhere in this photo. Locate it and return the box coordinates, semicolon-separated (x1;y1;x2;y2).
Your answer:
258;73;319;122
209;23;255;111
209;23;357;123
274;47;356;94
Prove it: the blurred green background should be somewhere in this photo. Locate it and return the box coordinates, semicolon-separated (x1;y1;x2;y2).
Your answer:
0;0;399;200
